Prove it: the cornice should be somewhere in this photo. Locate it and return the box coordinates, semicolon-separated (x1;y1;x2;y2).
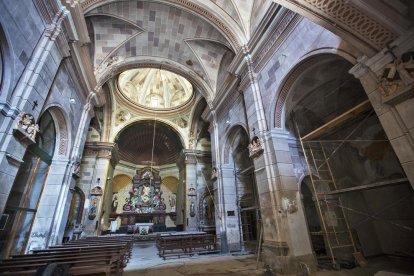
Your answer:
83;142;118;158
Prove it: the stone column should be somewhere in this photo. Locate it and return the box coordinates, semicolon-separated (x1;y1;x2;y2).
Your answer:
349;28;414;189
208;118;228;251
184;150;197;231
241;52;316;273
79;142;119;236
46;95;95;246
221;165;242;251
0;7;69;215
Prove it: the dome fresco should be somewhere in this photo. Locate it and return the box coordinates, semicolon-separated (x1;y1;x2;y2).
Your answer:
118;68;193;110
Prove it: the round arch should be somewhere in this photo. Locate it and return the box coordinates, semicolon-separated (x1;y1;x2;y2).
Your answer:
111;117;186;148
222;124;249;165
271;51;359;130
0;22;13;101
41;105;71;157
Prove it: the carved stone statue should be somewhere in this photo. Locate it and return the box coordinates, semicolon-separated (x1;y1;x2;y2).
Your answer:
211;167;218;181
379;52;414;97
15;112;40;142
248;136;264;158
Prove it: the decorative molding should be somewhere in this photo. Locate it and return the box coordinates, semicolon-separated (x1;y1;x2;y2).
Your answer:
251;12;300;73
274;57;319;128
278;0;398;51
45;7;69;41
0;101;20;119
83;142;119;166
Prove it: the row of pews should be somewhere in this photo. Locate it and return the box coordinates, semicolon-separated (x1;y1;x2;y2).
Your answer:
156;232;217;260
0;235;134;276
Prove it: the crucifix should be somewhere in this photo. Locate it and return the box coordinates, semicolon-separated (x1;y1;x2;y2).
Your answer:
32;101;38;111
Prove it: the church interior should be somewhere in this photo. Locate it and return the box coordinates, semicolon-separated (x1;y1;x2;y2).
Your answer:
0;0;414;275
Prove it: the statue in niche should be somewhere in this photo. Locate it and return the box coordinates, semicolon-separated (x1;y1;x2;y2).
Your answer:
72;161;81;178
202;195;215;226
141;184;151;205
169;194;176;212
129;187;139;207
211;167;218;181
88;198;98;220
123;197;132;211
111;194;118;214
190;201;195;217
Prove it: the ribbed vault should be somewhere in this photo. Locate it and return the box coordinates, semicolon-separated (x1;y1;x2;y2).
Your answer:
116;121;183;165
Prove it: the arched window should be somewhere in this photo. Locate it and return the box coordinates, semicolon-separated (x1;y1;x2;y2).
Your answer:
0;111;56;257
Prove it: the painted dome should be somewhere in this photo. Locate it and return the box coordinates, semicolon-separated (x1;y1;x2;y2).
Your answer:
118;68;193;109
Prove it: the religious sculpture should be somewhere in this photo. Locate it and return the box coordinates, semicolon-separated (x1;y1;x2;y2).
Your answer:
123;168;164;214
111;195;118;214
211;167;218;181
72;161;81;178
168;194;176;212
378;52;414;98
14;112;40;143
190;201;195;217
88;198;98;220
248;136;264;158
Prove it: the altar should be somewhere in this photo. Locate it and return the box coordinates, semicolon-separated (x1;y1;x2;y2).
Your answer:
114;167;170;233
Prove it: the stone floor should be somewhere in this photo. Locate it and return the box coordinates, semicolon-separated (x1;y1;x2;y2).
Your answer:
124;242;414;276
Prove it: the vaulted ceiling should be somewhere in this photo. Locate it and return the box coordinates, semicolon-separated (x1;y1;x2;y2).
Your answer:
83;0;272;96
116;120;183;165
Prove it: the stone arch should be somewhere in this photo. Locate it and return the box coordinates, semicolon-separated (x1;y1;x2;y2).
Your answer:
112;118;186;149
41;105;71;157
222;124;249;165
0;22;13;101
272;50;358;130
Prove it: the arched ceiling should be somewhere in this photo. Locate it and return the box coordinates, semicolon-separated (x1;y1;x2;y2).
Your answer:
85;0;247;94
116;120;183;165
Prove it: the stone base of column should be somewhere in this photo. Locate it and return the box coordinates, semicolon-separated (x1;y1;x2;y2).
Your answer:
261;241;317;274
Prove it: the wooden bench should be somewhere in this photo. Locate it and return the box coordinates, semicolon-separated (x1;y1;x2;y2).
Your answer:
0;235;134;275
156;233;217;260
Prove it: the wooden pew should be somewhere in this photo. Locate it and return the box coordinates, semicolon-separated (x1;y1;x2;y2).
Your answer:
156;233;217;260
0;235;134;276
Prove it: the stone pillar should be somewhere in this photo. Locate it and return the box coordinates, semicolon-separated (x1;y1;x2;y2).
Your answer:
79;142;119;236
221;165;242;251
47;97;95;246
175;160;186;228
0;7;69;215
208;118;228;251
349;28;414;189
184;150;197;231
241;52;316;273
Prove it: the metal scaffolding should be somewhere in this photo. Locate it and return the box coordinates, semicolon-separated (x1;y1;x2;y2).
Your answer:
295;102;413;269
